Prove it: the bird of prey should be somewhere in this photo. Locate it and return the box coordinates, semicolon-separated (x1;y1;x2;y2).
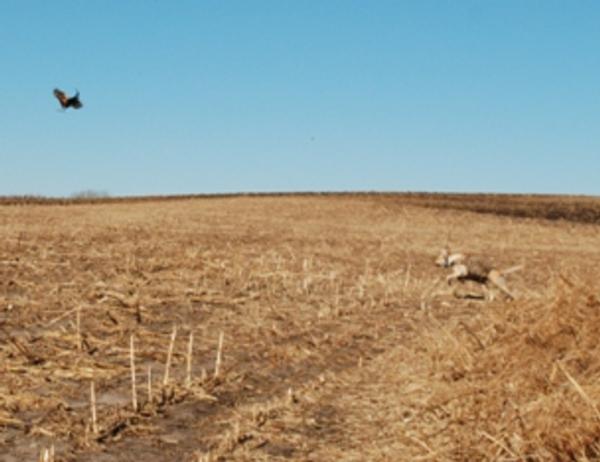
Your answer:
53;88;83;110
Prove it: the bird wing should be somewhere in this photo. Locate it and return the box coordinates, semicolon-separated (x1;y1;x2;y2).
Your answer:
69;96;83;109
69;90;83;109
53;89;68;108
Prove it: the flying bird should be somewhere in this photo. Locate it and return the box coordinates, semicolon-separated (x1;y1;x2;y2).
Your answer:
53;88;83;110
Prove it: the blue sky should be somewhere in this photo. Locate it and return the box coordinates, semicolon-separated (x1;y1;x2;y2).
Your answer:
1;1;599;196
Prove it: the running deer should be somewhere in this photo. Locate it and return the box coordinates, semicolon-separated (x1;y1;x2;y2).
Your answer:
435;248;522;300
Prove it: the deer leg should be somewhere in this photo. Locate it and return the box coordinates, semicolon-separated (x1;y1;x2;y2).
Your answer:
481;284;494;302
447;264;468;285
488;270;515;300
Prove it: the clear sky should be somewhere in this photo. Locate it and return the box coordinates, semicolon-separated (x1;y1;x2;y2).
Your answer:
1;1;599;197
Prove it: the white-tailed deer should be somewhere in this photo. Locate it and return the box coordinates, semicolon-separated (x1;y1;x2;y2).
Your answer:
435;248;522;300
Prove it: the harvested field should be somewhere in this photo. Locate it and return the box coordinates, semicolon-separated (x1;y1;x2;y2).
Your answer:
1;194;600;461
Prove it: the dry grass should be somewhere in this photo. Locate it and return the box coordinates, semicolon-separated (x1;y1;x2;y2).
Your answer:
0;194;599;461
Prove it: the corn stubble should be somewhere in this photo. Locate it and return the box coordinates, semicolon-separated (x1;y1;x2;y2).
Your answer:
1;194;600;461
